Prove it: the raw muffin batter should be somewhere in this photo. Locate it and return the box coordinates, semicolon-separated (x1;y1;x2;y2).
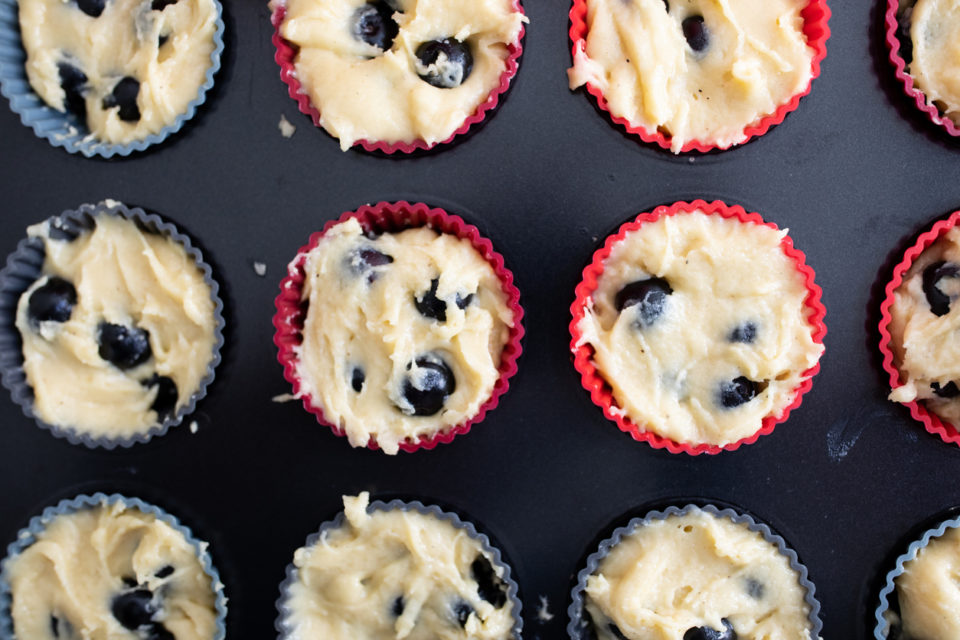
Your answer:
888;227;960;424
273;0;525;150
898;0;960;126
575;211;822;447
585;508;814;640
3;501;218;640
19;0;219;144
894;525;960;639
15;211;218;439
284;492;515;640
568;0;814;152
295;218;514;454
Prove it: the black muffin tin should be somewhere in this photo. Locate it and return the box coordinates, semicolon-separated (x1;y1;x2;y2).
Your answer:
1;1;958;638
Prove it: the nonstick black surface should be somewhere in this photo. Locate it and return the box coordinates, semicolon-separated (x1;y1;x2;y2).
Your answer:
1;1;958;638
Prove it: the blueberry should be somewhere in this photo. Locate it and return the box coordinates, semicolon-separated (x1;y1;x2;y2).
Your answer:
415;278;447;322
142;374;178;421
745;578;764;599
456;292;474;309
452;600;474;627
98;322;152;369
728;322;756;344
663;0;670;10
347;247;393;283
151;0;177;9
27;277;77;326
932;381;960;398
351;367;365;392
391;595;404;617
922;261;960;317
415;38;473;88
471;555;507;608
147;625;175;640
352;1;398;50
58;62;88;118
719;376;758;408
683;619;737;640
608;624;629;640
614;278;672;328
682;15;709;52
122;576;138;587
399;355;456;416
111;589;155;630
158;33;169;47
102;77;141;122
155;565;174;579
76;0;105;17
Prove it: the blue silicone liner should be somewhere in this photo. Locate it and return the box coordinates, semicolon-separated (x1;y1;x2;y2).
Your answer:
567;503;824;640
0;200;226;448
0;0;224;158
0;492;228;640
275;496;523;640
874;513;960;639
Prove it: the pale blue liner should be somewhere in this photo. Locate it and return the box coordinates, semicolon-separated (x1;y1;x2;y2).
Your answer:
0;492;228;640
0;0;224;158
567;503;824;640
0;200;226;448
873;513;960;639
275;497;524;640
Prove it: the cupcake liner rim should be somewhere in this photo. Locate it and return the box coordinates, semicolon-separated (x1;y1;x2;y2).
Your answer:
275;496;523;640
566;503;822;640
0;199;226;449
567;0;831;153
569;199;827;455
270;0;526;154
273;200;524;453
0;0;224;158
877;209;960;446
0;492;227;640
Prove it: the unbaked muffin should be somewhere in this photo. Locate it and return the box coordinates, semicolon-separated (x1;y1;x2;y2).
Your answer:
891;523;960;639
894;0;960;127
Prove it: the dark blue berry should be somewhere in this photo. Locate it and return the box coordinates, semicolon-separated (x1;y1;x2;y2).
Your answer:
452;600;474;627
155;565;174;579
719;376;758;408
58;62;87;117
456;292;474;309
347;247;393;283
142;374;178;421
76;0;105;17
151;0;177;9
415;278;447;322
352;1;398;50
608;624;629;640
351;367;365;392
663;0;670;10
111;589;155;630
728;322;756;344
682;15;709;52
400;355;455;416
102;77;141;122
98;322;151;369
684;619;737;640
923;261;960;317
471;555;507;608
122;576;138;588
158;33;169;47
745;578;764;599
615;278;672;328
147;624;175;640
27;277;77;326
932;381;960;398
416;38;473;88
391;596;404;617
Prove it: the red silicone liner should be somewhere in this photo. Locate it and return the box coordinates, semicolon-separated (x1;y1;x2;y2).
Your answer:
567;0;831;153
878;210;960;447
884;0;960;138
271;1;526;154
273;201;525;453
569;200;827;455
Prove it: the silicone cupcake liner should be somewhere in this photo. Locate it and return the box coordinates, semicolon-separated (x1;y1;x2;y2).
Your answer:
0;492;227;640
884;0;960;138
0;0;224;158
0;200;226;448
273;200;524;453
567;503;823;640
567;0;831;153
275;495;523;639
569;199;827;455
270;0;526;154
878;210;960;447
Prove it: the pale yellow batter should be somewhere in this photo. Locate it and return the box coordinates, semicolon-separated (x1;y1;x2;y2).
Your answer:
575;212;822;446
273;0;525;150
15;210;218;439
901;0;960;126
585;508;814;640
889;227;960;424
296;218;514;455
568;0;814;153
4;501;219;640
19;0;218;144
894;525;960;639
284;493;515;640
